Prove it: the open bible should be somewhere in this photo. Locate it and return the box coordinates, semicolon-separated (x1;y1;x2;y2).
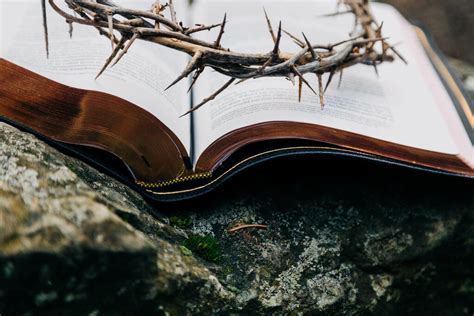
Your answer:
1;0;473;201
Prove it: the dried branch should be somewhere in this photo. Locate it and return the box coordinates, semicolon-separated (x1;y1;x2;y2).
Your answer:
227;224;269;233
42;0;403;114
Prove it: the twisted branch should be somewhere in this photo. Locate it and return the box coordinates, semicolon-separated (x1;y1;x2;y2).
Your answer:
42;0;405;114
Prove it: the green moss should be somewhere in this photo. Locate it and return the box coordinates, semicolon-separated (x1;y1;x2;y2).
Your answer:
179;245;193;257
184;235;221;263
169;216;193;229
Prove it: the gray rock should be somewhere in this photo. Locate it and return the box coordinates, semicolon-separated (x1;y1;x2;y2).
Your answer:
0;123;233;315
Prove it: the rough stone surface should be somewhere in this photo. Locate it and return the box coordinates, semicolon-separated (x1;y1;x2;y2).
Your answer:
0;123;234;315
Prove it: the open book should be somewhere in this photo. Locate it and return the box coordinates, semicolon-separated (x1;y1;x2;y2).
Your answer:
1;0;473;200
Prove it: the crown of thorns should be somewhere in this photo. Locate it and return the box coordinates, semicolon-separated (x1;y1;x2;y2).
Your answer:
41;0;405;114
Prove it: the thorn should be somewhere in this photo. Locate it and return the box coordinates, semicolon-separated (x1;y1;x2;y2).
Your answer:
282;29;305;48
107;13;114;50
372;61;379;77
41;0;49;58
329;34;364;50
187;67;204;93
324;71;335;93
317;74;325;109
181;78;236;116
292;66;318;96
112;32;139;67
272;21;282;56
376;21;384;37
256;57;274;75
164;75;189;91
165;51;202;91
95;36;127;80
214;13;227;48
68;21;73;39
302;32;317;60
263;7;276;44
185;23;222;35
338;69;344;88
298;76;303;102
320;10;353;17
390;46;408;65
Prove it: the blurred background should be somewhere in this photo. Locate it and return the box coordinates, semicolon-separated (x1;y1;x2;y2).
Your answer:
380;0;474;64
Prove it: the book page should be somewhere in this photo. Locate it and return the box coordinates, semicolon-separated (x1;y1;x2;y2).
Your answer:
191;0;463;162
0;0;191;153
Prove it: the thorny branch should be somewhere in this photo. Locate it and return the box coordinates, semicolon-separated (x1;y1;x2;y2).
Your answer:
41;0;405;114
